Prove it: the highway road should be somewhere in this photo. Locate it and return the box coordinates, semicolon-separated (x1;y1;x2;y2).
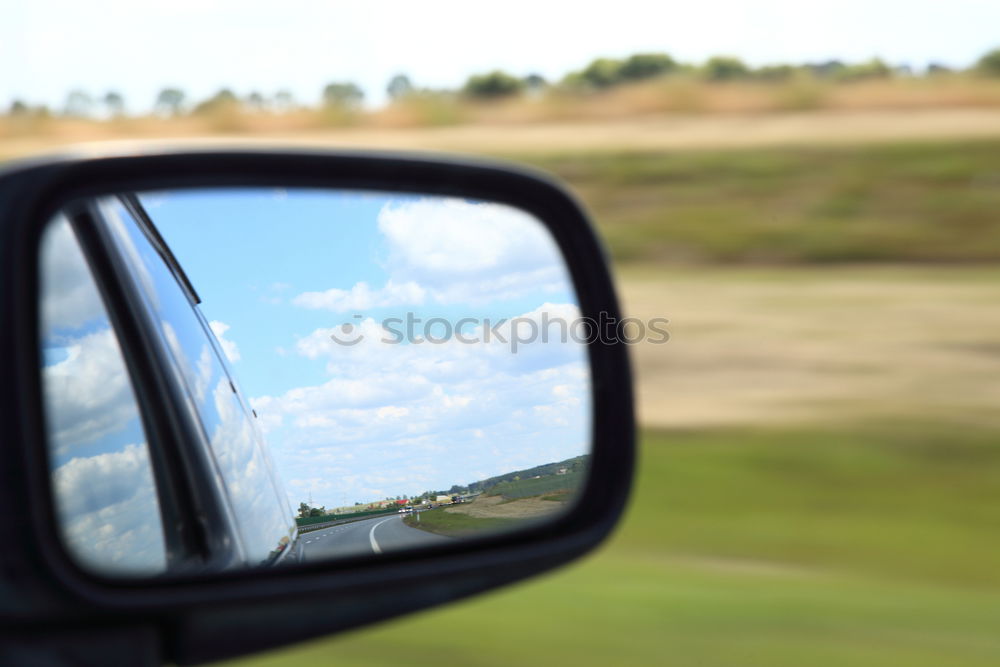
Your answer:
299;513;451;561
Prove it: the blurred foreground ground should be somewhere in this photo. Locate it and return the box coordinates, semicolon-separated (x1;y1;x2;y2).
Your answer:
4;111;996;665
229;271;1000;667
4;107;1000;158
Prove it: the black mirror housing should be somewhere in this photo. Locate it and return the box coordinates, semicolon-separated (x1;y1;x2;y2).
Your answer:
0;148;634;665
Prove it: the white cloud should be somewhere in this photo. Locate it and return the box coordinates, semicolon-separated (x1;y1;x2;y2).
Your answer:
292;280;426;312
53;443;167;575
251;303;591;505
39;217;105;331
42;327;138;457
377;198;572;304
290;198;574;311
209;320;241;362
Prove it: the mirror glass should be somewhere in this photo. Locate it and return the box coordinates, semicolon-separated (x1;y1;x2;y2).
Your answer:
39;187;592;576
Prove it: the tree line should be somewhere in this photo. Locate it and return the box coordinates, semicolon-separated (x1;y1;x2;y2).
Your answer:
7;47;1000;119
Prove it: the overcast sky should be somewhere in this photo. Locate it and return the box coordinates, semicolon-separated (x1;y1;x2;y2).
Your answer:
5;1;999;111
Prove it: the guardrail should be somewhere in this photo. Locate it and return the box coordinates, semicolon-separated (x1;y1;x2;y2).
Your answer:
296;510;397;534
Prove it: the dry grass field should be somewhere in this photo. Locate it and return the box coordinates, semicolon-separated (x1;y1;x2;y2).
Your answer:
620;265;1000;430
3;108;1000;161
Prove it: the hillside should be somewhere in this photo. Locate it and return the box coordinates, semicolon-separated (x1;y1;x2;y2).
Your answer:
464;454;589;496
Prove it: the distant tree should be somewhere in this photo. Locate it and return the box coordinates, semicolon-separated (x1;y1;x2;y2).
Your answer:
523;73;547;91
703;56;750;81
559;70;587;89
619;53;676;81
103;91;125;117
246;91;266;111
975;48;1000;77
580;58;623;88
836;58;892;82
805;60;846;79
63;89;93;117
193;88;238;114
754;64;797;82
308;506;325;517
273;89;294;111
8;100;29;116
322;82;364;107
927;63;953;76
155;87;186;115
297;502;311;519
387;74;414;100
213;88;238;105
463;70;525;98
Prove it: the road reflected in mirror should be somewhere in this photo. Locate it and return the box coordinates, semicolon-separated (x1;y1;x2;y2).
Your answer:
40;188;592;576
297;455;589;561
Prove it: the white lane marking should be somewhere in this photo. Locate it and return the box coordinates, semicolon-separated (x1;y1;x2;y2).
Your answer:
368;517;396;554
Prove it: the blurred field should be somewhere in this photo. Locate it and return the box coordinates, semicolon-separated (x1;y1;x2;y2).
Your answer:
3;112;997;665
229;425;1000;667
620;265;1000;430
4;108;1000;161
6;73;1000;141
530;141;1000;264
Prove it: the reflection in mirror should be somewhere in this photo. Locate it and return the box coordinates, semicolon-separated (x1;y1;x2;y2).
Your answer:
40;188;591;576
39;217;169;576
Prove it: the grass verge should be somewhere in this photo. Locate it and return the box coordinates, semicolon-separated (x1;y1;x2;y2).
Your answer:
403;508;521;538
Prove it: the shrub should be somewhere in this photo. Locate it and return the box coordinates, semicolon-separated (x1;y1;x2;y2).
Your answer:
619;53;676;81
805;60;847;79
322;82;364;108
927;63;953;76
703;56;750;81
975;48;1000;77
193;88;238;114
835;58;893;82
755;64;797;82
386;74;414;100
155;88;186;116
523;73;547;91
463;70;524;99
581;58;624;88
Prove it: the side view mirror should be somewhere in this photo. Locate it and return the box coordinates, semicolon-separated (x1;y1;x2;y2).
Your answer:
0;148;633;665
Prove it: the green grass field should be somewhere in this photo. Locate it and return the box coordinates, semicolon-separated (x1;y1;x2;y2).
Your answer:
519;141;1000;265
227;422;1000;666
484;469;584;500
402;507;521;537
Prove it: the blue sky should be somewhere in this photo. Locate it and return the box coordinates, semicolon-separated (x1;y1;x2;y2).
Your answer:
5;1;999;111
142;189;590;507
